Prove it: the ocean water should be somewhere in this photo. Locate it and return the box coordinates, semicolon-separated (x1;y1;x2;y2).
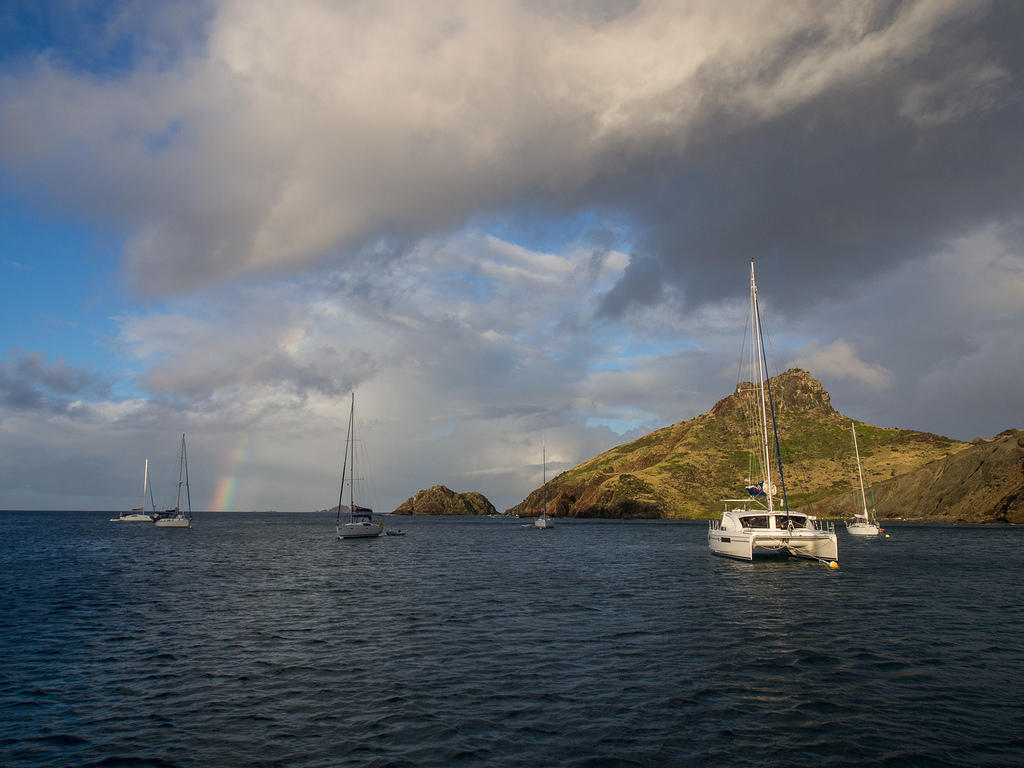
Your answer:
2;512;1022;767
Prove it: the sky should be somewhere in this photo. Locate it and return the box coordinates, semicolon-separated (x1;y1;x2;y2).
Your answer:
1;0;1022;513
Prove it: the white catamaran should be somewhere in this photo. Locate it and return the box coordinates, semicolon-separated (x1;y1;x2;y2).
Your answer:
111;458;158;522
336;393;383;540
535;444;554;530
708;262;838;564
153;434;192;528
846;422;881;536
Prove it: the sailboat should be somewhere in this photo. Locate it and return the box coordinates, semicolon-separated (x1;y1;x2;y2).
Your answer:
336;393;383;540
153;434;192;528
708;262;838;564
535;444;554;529
110;458;158;522
846;422;881;536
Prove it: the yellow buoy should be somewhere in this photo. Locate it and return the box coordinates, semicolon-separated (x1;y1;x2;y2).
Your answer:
829;561;839;569
885;533;890;538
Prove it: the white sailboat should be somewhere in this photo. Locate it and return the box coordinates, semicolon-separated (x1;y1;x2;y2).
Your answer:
154;434;192;528
336;393;383;540
111;458;158;522
708;262;838;564
846;422;881;536
535;444;555;529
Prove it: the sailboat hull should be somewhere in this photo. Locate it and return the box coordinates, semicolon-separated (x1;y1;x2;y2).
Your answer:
535;516;554;529
154;516;191;528
110;513;154;522
846;521;880;536
338;521;383;539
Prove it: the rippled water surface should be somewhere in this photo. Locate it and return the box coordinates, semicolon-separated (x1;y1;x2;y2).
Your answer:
2;512;1022;767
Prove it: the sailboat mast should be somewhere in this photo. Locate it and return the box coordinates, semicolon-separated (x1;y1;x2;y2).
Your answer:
183;434;191;519
176;434;185;513
348;393;356;521
750;262;774;512
142;458;148;512
542;444;547;517
336;392;353;533
852;422;868;519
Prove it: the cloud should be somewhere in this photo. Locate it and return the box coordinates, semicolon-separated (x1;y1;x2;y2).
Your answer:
2;0;1019;305
783;220;1024;438
790;339;892;389
2;221;1022;510
0;352;112;412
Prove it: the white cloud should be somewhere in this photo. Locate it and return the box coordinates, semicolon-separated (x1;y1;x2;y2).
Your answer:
4;221;1022;510
790;339;893;390
0;0;998;293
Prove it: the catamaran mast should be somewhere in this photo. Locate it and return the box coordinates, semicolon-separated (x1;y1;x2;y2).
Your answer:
750;262;774;513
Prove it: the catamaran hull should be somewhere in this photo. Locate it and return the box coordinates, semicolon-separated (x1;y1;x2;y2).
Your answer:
110;514;154;522
535;517;555;529
338;522;383;539
154;517;191;528
709;530;838;562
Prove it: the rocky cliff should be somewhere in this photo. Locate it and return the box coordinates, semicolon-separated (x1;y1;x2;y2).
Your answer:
800;429;1024;524
392;485;497;516
507;369;969;519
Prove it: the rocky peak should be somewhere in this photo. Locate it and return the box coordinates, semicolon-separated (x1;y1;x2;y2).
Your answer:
770;368;836;415
711;368;835;418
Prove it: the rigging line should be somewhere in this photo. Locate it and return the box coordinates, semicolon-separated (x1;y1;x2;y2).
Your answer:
737;300;761;491
358;415;380;514
337;395;352;525
756;299;790;515
183;436;192;517
734;303;753;391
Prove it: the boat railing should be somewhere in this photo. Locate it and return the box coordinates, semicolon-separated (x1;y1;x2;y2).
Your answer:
812;519;835;533
709;519;722;531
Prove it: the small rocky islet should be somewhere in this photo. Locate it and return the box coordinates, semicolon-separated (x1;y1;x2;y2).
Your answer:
391;485;497;516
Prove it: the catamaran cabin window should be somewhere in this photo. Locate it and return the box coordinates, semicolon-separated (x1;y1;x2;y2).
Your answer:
773;515;807;527
739;515;769;529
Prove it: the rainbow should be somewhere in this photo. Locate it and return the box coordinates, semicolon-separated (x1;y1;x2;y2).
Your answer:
208;433;250;511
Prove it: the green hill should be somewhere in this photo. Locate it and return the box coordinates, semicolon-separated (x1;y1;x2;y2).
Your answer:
802;429;1024;524
506;369;968;519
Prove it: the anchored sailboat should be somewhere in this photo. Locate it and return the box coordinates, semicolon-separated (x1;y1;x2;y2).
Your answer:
708;262;838;564
336;393;383;540
535;444;554;529
153;434;192;528
111;458;158;522
846;422;881;536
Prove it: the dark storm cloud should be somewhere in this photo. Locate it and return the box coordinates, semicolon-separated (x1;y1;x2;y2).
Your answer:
598;2;1024;316
0;352;111;412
